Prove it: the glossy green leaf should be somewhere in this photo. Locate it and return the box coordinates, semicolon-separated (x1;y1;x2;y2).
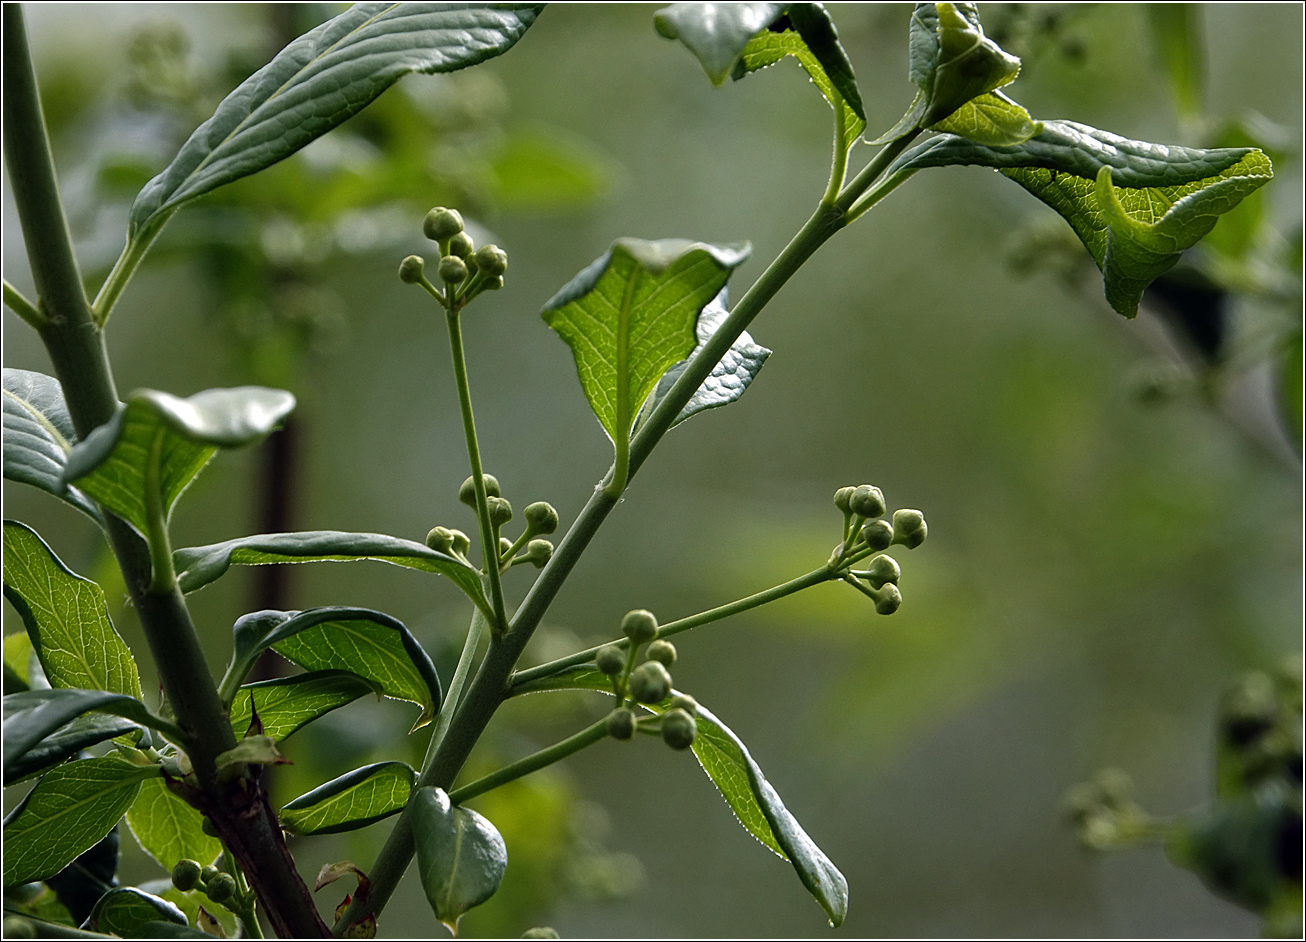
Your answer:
86;887;187;936
128;3;543;240
228;670;377;741
513;667;848;926
641;289;771;430
653;2;787;85
887;122;1273;316
173;530;488;617
3;755;157;886
542;239;751;477
1147;4;1204;120
2;522;141;698
930;90;1040;146
125;777;221;873
281;761;415;835
411;786;507;933
3;689;159;776
5;713;140;786
125;921;214;939
230;607;441;730
62;388;294;539
910;2;1021;127
45;827;119;927
2;369;101;523
732;21;864;139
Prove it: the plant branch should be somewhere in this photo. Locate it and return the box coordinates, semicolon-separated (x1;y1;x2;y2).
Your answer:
448;718;609;805
90;214;171;327
3;278;46;329
422;607;488;768
821;99;851;207
835;128;922;215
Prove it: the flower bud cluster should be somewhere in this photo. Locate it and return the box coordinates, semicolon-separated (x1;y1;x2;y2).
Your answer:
1062;769;1151;851
400;207;508;308
1218;661;1302;794
172;857;242;907
830;482;928;617
600;610;698;751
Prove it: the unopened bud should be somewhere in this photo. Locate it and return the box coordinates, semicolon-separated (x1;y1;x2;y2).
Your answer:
669;693;698;715
201;865;221;884
424;207;464;242
450;530;471;556
521;930;560;940
849;485;886;519
438;255;467;284
861;519;894;551
646;639;677;667
661;708;697;750
172;859;203;892
459;473;501;506
621;609;658;645
399;255;426;284
526;538;553;568
426;526;455;554
891;509;927;549
499;536;514;556
863;554;900;589
204;872;236;903
524;501;559;535
630;661;672;704
448;231;475;259
1093;768;1133;808
487;496;514;526
596;643;626;676
474;244;508;277
833;486;855;515
874;583;902;615
607;708;637;740
486;275;505;290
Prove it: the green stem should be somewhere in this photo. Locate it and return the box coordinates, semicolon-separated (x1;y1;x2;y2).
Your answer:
510;565;838;690
3;278;46;329
422;608;488;768
444;310;509;632
499;530;532;570
821;98;851;207
845;166;920;224
143;428;176;593
90;214;171;327
834;128;921;215
447;718;609;805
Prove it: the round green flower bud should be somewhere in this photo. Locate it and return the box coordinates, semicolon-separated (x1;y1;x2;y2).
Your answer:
669;693;698;715
450;529;471;556
861;519;894;552
424;207;464;242
596;643;626;676
630;661;672;704
521;929;560;940
459;473;501;506
438;255;467;284
486;275;505;290
398;255;426;284
874;583;902;616
621;609;658;645
524;501;559;535
864;554;900;589
201;816;219;837
474;244;508;277
849;485;886;519
3;916;34;939
448;231;475;259
661;708;697;750
833;486;855;514
204;872;237;903
201;865;221;884
891;509;927;549
499;536;514;557
606;707;637;741
172;858;203;892
646;639;677;667
1093;768;1133;808
487;496;514;526
426;526;455;554
526;538;553;568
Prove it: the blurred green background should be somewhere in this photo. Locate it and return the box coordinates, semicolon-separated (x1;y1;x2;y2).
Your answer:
3;3;1301;937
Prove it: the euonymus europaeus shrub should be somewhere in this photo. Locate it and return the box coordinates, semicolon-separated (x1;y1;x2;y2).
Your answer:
1;3;1274;938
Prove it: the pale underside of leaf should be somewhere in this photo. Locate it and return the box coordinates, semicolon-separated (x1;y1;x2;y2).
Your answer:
2;369;101;523
281;761;415;835
733;27;865;139
654;2;788;85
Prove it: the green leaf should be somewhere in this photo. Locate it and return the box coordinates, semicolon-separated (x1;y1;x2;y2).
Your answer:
173;530;488;617
4;630;38;692
732;22;864;139
45;827;120;927
930;90;1040;146
125;777;221;873
411;786;507;934
5;712;140;786
228;670;378;742
86;887;187;936
910;2;1022;127
136;880;238;939
230;607;441;730
640;288;771;430
513;667;849;926
2;521;142;698
3;755;157;886
128;3;544;240
3;689;159;774
2;369;102;524
542;239;750;491
62;388;294;540
1147;4;1204;120
887;122;1273;316
654;2;787;85
281;761;416;835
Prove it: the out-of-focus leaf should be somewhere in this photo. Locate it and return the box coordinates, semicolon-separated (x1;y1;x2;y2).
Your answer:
281;761;415;835
62;388;294;539
125;778;221;873
888;122;1272;316
228;670;378;742
2;369;101;523
128;3;544;239
641;288;771;429
4;630;38;693
85;886;187;936
3;755;157;886
412;786;507;933
173;530;488;618
2;522;142;699
483;130;617;212
654;2;787;85
1146;4;1204;120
